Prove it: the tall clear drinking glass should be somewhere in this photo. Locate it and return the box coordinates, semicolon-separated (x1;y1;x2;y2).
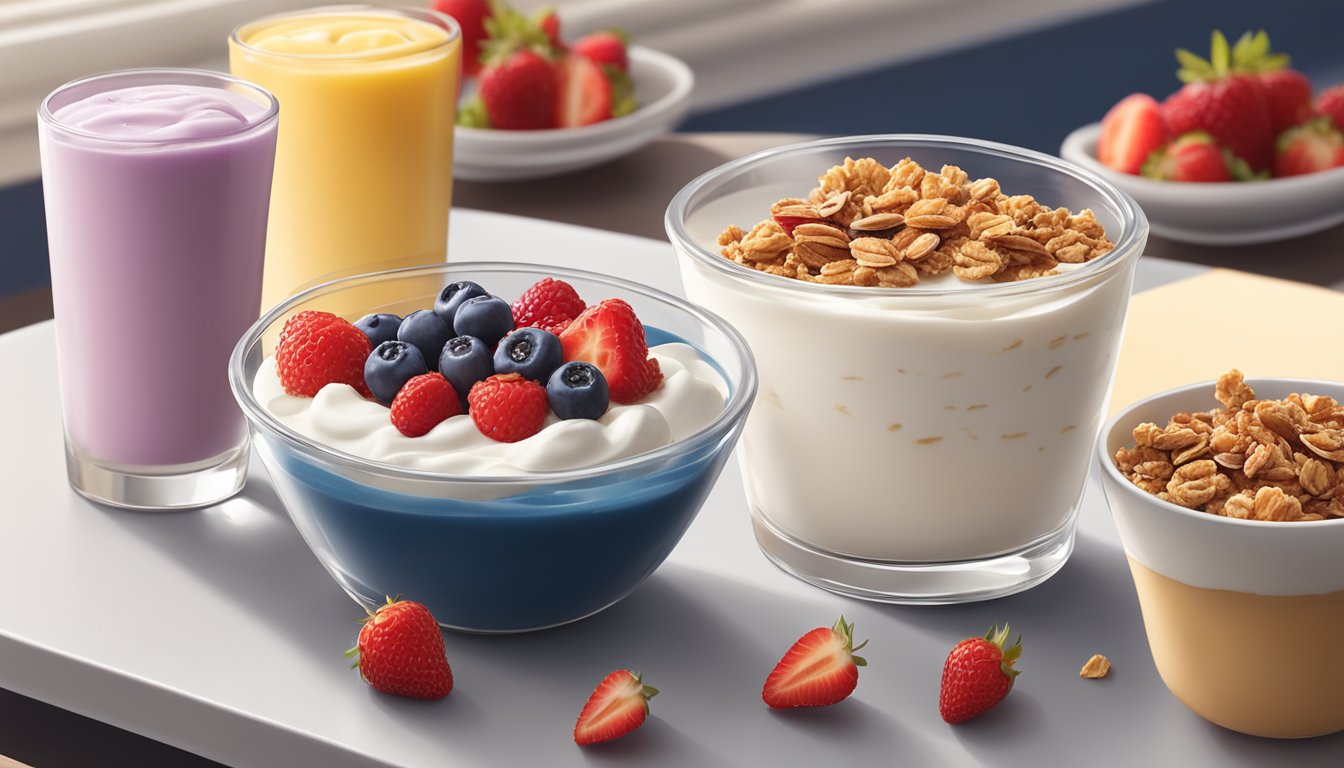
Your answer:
229;4;461;313
39;69;279;509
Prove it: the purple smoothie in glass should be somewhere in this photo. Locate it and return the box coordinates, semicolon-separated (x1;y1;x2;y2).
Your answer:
39;70;278;509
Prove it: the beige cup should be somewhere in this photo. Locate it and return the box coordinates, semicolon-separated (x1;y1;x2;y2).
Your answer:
1099;378;1344;738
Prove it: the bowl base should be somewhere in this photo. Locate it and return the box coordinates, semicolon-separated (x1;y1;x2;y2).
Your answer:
750;507;1074;604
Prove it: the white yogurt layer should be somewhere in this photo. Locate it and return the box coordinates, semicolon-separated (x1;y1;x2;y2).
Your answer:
252;343;726;475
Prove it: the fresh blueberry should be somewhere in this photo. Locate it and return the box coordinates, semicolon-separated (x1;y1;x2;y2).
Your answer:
364;341;428;404
433;280;489;330
493;328;562;382
452;296;515;347
547;361;610;420
439;335;494;404
354;313;402;348
397;309;453;366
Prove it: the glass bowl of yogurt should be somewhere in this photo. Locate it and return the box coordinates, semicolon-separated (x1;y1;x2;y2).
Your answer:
667;134;1147;603
229;262;755;633
1099;376;1344;738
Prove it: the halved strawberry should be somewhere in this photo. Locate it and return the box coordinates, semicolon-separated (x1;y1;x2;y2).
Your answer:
556;54;612;128
573;670;658;745
1097;93;1169;175
1141;131;1236;182
762;616;868;708
559;299;662;404
1274;117;1344;177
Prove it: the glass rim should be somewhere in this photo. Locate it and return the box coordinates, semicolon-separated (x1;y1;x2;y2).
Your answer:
229;4;461;62
228;260;758;487
38;67;279;148
1098;376;1344;531
665;133;1150;301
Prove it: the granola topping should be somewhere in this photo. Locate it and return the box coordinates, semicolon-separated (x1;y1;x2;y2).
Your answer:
717;156;1114;287
1115;371;1344;521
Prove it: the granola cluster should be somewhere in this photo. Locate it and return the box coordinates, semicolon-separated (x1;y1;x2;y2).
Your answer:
1115;370;1344;522
716;156;1114;287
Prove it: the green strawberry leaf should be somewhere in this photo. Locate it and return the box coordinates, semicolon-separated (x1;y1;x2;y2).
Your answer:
457;97;491;128
606;64;638;118
1210;30;1230;76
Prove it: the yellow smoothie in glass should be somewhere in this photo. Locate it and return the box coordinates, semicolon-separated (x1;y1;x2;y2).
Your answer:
230;6;460;313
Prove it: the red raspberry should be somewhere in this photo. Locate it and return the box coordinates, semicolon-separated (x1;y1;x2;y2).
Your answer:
467;373;549;442
511;278;585;335
390;373;462;437
275;311;372;398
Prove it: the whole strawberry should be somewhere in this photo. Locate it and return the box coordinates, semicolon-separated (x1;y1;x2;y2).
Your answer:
479;49;557;129
275;311;372;398
573;670;658;745
347;597;453;700
939;625;1022;724
511;277;586;335
1258;68;1313;134
1274;117;1344;177
468;372;550;442
573;31;629;73
431;0;492;77
1316;85;1344;132
559;299;663;404
1141;131;1234;182
762;616;868;708
390;372;462;437
1162;30;1275;172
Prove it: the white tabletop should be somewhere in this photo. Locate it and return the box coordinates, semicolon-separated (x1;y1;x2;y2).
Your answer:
2;210;1338;767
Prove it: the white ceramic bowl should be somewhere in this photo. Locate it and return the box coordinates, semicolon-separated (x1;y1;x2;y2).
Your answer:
1061;122;1344;245
1099;377;1344;738
454;45;693;182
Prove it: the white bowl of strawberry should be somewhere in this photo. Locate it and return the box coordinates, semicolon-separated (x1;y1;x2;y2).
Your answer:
436;0;694;181
1061;30;1344;244
228;262;755;632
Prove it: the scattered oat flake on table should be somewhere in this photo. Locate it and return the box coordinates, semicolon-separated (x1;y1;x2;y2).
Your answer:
1080;654;1111;679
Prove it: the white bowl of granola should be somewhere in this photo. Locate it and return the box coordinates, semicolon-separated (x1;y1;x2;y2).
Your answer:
1099;372;1344;738
454;45;693;182
1061;122;1344;245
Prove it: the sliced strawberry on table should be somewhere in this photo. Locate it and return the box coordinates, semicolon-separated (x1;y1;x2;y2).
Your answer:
346;596;453;700
556;53;612;128
431;0;493;77
574;669;658;745
573;30;630;73
559;299;663;404
1097;93;1169;175
1141;131;1239;182
939;624;1022;724
1162;30;1276;173
1315;85;1344;132
275;311;372;398
762;616;868;708
1274;117;1344;177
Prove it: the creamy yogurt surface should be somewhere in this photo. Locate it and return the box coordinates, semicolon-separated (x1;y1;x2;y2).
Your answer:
253;343;727;475
52;84;270;140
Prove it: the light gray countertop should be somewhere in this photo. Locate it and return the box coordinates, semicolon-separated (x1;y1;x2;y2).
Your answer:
2;210;1338;767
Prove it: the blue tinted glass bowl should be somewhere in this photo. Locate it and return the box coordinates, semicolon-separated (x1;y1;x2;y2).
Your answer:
229;262;756;633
